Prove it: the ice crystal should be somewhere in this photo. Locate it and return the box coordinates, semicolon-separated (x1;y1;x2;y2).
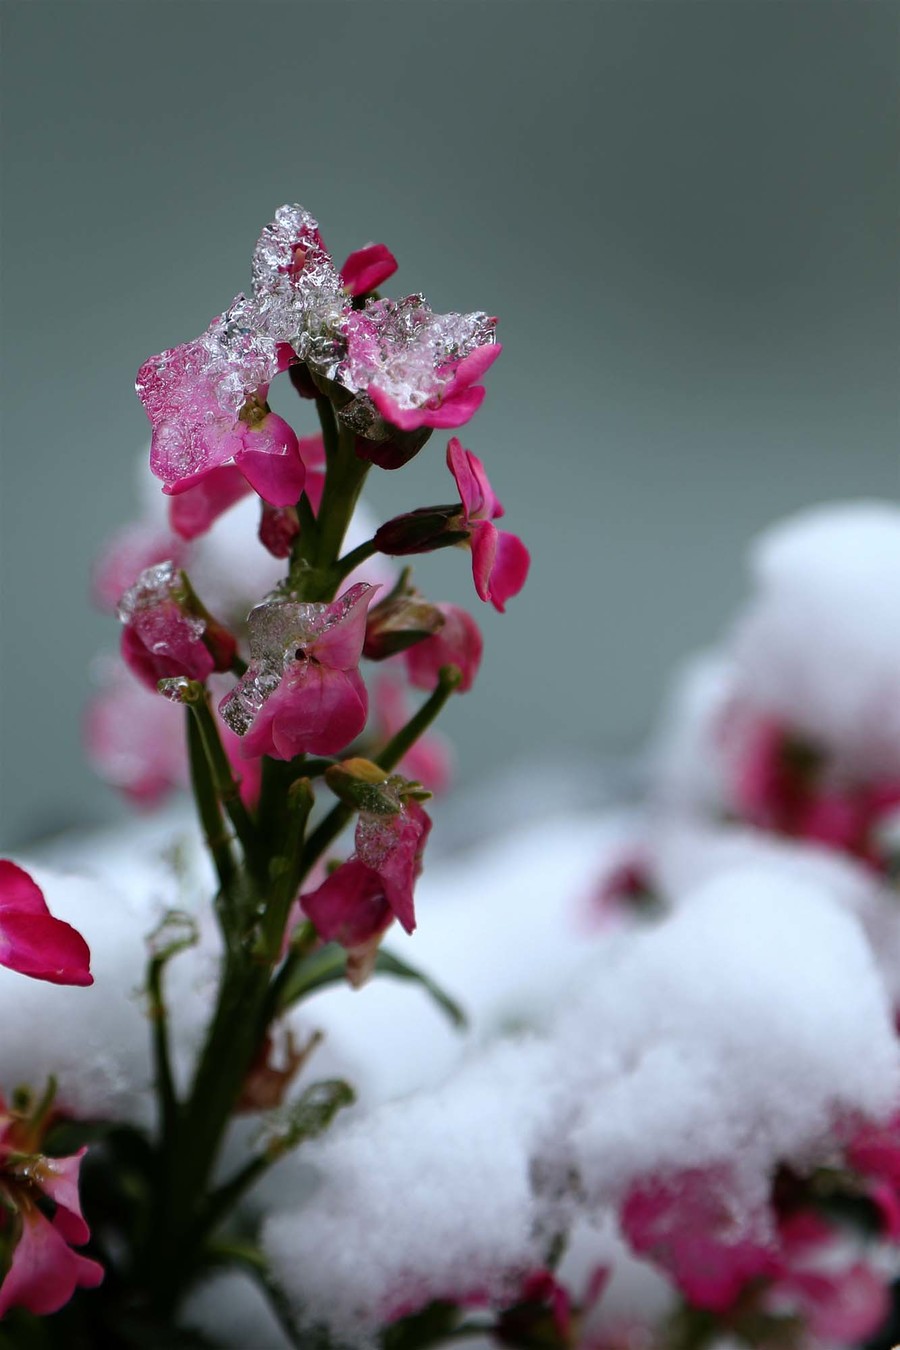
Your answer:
337;295;497;435
251;204;348;378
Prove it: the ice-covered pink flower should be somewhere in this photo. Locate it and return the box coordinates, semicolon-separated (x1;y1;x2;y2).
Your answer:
302;798;432;976
403;603;483;694
0;1095;102;1318
220;584;376;760
338;295;500;434
446;438;530;612
0;864;92;988
118;561;237;692
137;295;308;507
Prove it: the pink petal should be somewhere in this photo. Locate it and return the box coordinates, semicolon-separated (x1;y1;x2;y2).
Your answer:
445;341;502;392
469;520;498;604
0;1210;102;1319
0;861;50;918
786;1263;890;1340
404;604;483;694
167;465;252;540
486;530;530;613
41;1152;90;1246
233;413;306;507
340;242;398;297
446;437;482;519
312;584;378;670
0;911;93;986
416;384;487;429
85;664;189;808
301;859;393;947
245;665;368;761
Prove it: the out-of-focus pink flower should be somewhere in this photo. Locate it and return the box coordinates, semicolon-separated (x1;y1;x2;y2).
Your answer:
621;1170;776;1313
86;662;189;807
0;863;92;988
92;522;189;613
374;675;453;794
87;662;260;811
302;797;431;941
340;243;398;298
446;438;530;612
723;708;900;868
0;1095;102;1318
118;561;237;692
403;603;483;694
220;584;376;760
338;296;500;434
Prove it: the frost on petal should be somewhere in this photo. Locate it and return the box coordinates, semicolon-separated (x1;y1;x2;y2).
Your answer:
250;204;348;377
337;297;498;436
220;586;375;758
138;295;280;491
92;522;189;611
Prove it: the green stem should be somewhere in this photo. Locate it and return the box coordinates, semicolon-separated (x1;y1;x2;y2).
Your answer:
376;665;463;772
207;1240;308;1349
147;954;179;1149
187;709;234;896
260;778;315;960
188;693;261;874
314;393;340;464
334;537;377;582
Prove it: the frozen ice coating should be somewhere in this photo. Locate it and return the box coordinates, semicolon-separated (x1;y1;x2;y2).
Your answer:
262;861;900;1336
138;296;282;488
730;501;900;778
219;583;373;737
250;203;348;375
337;295;498;435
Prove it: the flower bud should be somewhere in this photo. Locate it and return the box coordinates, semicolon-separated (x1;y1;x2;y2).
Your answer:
325;759;403;816
363;580;446;661
259;503;300;559
353;424;432;471
373;505;469;557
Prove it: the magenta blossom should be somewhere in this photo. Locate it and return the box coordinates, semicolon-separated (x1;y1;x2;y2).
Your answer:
92;521;189;613
118;561;237;692
0;863;92;988
340;242;398;298
403;603;483;694
0;1093;102;1319
301;797;432;977
220;583;376;760
137;294;308;508
338;295;500;435
621;1169;777;1313
446;438;530;612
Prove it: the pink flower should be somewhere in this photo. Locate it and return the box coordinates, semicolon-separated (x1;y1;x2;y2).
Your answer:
137;294;308;509
0;863;92;987
219;583;376;760
168;464;254;542
85;662;189;807
302;798;432;942
723;708;900;868
338;295;500;434
340;242;398;298
118;561;237;692
403;603;483;694
0;1096;102;1318
446;438;530;612
621;1169;776;1313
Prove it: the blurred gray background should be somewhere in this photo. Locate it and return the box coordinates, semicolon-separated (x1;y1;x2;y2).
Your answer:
2;0;897;847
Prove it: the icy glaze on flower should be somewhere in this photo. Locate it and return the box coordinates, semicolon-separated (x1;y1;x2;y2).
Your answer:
118;561;236;690
219;583;376;758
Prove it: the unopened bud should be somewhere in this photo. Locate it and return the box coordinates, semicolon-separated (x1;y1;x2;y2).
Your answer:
374;505;469;557
363;584;445;661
